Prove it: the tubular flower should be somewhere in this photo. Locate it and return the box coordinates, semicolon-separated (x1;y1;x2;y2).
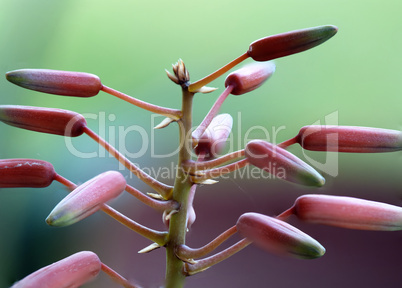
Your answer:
6;69;102;97
0;159;56;188
224;62;275;95
247;25;338;61
46;171;127;227
288;194;402;231
11;251;101;288
0;105;87;137
296;125;402;153
237;212;325;259
245;140;325;187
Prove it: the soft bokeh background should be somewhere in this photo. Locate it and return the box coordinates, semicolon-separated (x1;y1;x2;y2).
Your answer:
1;0;401;287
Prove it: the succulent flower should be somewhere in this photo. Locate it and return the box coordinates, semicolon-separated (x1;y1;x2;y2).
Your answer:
287;194;402;231
194;113;233;159
0;159;56;188
224;62;275;95
0;105;87;137
295;125;402;153
6;69;102;97
11;251;101;288
247;25;338;61
245;140;325;186
46;171;127;227
237;212;325;259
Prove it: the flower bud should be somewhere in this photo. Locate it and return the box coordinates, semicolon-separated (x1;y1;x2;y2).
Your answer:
245;140;325;187
247;25;338;61
224;62;275;95
237;212;325;259
194;113;233;159
0;159;56;188
296;125;402;153
290;194;402;231
6;69;102;97
11;251;101;288
0;105;87;137
46;171;126;227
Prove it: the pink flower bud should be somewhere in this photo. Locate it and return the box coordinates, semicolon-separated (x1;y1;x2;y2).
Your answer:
0;105;87;137
46;171;126;227
0;159;55;188
224;62;275;95
245;140;325;187
247;25;338;61
11;251;101;288
194;114;233;159
237;212;325;259
6;69;102;97
296;125;402;153
290;194;402;231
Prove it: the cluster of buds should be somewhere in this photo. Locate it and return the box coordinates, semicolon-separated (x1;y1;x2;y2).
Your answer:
2;24;402;288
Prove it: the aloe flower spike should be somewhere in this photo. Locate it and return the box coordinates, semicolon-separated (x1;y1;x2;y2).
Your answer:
6;69;102;97
0;105;87;137
46;171;127;227
237;212;325;259
245;140;325;187
295;125;402;153
247;25;338;61
11;251;101;288
282;194;402;231
0;159;56;188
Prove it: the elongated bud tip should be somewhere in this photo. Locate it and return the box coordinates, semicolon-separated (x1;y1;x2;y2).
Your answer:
46;171;126;227
237;212;325;259
248;25;338;62
0;105;87;137
225;62;276;95
11;251;101;288
6;69;102;97
296;125;402;153
245;140;325;187
292;194;402;231
0;159;56;188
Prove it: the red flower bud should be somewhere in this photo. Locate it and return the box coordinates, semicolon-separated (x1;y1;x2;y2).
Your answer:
237;212;325;259
0;159;55;188
46;171;126;227
290;194;402;231
11;251;101;288
247;25;338;61
224;62;275;95
245;140;325;187
296;125;402;153
0;105;87;137
6;69;102;97
195;113;233;159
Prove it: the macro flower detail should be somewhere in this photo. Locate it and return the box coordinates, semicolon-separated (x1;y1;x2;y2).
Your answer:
245;139;325;186
11;251;101;288
224;62;275;95
6;69;102;97
280;194;402;231
247;25;338;61
0;159;56;188
0;105;87;137
295;125;402;153
46;171;127;227
236;212;325;259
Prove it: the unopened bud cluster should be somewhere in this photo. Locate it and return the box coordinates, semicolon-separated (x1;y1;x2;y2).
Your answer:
2;24;402;288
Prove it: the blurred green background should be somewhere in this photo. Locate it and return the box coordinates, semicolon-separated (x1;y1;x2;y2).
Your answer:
1;0;401;287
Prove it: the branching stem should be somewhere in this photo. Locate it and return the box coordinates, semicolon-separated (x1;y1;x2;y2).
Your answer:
101;85;182;120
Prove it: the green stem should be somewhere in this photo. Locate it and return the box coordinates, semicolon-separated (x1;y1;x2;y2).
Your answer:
164;87;195;288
